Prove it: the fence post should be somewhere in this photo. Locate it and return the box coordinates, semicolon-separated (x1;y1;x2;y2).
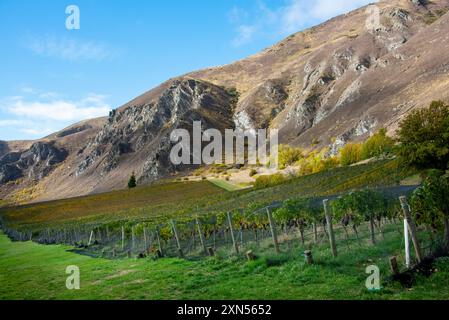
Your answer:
266;208;280;254
389;256;399;275
400;196;423;264
131;226;136;251
171;220;184;258
143;227;147;249
227;212;239;254
323;199;338;258
88;230;94;246
156;228;163;256
304;250;314;265
404;218;411;268
312;222;318;244
121;226;125;250
196;218;208;255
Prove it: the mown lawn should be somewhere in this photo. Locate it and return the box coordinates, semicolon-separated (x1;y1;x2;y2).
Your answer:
1;228;448;300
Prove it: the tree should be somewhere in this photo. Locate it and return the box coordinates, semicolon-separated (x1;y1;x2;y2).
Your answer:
339;143;362;166
410;170;449;251
360;128;395;160
128;172;137;189
397;101;449;170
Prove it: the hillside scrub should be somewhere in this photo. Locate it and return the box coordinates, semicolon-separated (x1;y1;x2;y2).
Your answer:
254;173;286;189
397;100;449;170
278;145;303;169
340;143;362;166
410;170;449;251
360;128;395;160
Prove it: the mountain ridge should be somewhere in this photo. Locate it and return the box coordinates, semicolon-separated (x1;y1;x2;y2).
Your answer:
2;0;449;202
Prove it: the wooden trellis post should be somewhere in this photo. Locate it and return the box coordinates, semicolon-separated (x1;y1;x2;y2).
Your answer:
266;208;280;254
323;199;338;258
121;226;125;250
156;228;163;256
143;227;148;249
131;226;136;251
400;196;423;265
227;212;239;254
87;230;94;246
171;220;184;258
196;218;208;255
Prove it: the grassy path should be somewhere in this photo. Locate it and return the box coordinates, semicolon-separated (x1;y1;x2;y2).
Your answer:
1;231;449;300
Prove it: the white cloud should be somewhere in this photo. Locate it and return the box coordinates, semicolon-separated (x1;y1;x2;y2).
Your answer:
6;94;110;122
229;0;376;46
23;35;120;61
0;119;29;127
0;91;111;139
232;25;259;47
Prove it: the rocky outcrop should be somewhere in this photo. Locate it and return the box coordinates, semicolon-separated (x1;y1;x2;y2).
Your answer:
0;141;8;158
0;142;67;184
56;124;92;138
76;78;236;183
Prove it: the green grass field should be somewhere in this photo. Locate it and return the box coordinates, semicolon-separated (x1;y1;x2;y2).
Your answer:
1;226;448;300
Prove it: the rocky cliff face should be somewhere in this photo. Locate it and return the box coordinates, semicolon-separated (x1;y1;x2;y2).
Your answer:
0;141;8;158
72;78;235;189
0;142;67;184
190;0;449;152
2;0;449;202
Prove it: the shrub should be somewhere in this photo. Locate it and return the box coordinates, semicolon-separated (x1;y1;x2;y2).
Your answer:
360;128;395;160
340;143;362;166
397;101;449;170
410;171;449;250
249;169;258;177
254;173;286;189
278;145;303;169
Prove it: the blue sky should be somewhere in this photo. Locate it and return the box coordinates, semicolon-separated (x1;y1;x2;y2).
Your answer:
0;0;373;141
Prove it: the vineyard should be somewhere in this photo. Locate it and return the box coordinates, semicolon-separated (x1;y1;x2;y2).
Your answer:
1;158;449;299
1;185;441;270
1;158;446;272
0;158;415;230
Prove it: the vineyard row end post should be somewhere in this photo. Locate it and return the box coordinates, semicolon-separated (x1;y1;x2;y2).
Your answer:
323;199;338;258
171;220;184;258
196;218;208;255
227;212;239;254
266;208;280;254
121;226;125;250
400;196;423;265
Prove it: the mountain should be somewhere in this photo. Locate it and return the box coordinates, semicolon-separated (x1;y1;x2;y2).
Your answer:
2;0;449;202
